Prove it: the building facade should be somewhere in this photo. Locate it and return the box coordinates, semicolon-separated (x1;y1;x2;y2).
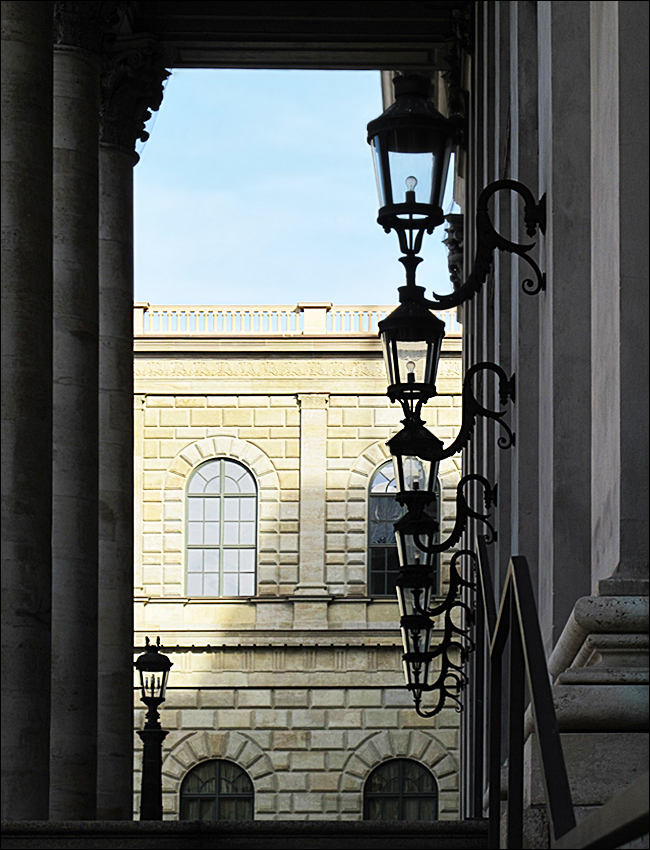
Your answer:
133;302;465;820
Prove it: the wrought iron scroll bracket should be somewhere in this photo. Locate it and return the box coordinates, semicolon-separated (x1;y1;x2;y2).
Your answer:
412;473;498;554
410;550;479;718
418;179;546;309
435;362;516;458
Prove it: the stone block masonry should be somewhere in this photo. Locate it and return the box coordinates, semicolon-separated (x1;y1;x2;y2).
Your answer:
133;304;463;820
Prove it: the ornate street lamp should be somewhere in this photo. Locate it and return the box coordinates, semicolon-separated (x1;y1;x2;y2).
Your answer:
135;636;173;820
368;74;532;717
367;73;546;307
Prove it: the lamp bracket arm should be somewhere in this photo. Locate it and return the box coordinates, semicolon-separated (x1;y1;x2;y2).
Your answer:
412;473;498;554
418;179;546;309
436;362;515;460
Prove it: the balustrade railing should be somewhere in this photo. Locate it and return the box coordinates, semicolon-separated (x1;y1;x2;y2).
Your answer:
133;302;462;337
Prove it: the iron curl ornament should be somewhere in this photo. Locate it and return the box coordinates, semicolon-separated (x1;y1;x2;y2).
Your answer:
398;551;479;718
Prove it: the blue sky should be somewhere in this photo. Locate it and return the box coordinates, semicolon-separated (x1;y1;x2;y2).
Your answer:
134;69;457;306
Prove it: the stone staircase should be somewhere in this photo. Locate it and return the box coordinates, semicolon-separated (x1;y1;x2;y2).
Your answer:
2;819;489;849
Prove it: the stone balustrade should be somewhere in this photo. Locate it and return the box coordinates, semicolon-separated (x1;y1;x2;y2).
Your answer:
133;302;462;337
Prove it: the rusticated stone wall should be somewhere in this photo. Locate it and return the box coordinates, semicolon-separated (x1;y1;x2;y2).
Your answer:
133;311;464;820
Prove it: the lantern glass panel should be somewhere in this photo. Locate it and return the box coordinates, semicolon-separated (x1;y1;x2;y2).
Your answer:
139;668;168;702
387;150;434;210
396;580;434;619
392;455;435;494
395;520;439;569
371;137;389;208
400;616;433;656
383;337;432;389
402;654;432;690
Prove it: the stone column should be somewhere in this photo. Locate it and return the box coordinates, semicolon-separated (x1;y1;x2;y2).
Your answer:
1;1;53;820
509;0;540;591
591;0;649;595
537;1;592;653
97;37;169;820
294;394;329;628
50;2;104;820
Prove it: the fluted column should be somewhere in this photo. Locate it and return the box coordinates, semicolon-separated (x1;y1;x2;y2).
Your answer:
1;0;53;820
97;36;169;819
50;2;103;819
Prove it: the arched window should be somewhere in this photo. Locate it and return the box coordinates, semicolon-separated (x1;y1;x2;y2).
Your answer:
186;459;257;597
368;461;402;596
368;461;440;596
364;758;439;821
180;760;254;821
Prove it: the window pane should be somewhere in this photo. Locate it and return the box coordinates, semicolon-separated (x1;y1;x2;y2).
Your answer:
187;573;203;595
199;799;217;821
181;798;200;819
223;523;239;544
188;522;203;544
204;522;220;544
240;523;255;545
220;762;252;793
204;549;219;571
240;499;255;520
204;573;219;595
366;797;400;820
224;499;240;521
188;500;203;520
188;550;203;572
367;760;400;793
205;477;221;494
239;550;255;571
188;473;208;494
403;761;435;793
239;573;255;596
223;549;238;570
223;573;238;595
204;499;220;520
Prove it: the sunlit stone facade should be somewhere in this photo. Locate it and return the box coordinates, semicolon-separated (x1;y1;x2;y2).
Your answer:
133;302;464;820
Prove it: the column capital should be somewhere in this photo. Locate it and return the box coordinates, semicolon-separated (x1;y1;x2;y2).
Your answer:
100;34;171;153
53;1;119;54
297;393;330;410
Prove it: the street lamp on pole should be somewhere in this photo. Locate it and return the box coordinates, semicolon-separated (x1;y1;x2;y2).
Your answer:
134;636;173;820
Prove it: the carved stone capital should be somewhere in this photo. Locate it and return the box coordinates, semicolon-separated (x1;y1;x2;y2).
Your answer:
443;213;464;290
100;35;171;152
53;1;120;54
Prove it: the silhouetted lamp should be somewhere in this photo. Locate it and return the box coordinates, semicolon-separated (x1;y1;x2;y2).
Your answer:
135;637;173;820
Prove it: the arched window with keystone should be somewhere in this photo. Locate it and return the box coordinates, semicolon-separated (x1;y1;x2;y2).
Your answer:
185;459;257;597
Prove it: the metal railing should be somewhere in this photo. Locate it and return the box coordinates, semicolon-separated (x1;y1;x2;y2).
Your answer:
474;538;649;849
133;302;462;337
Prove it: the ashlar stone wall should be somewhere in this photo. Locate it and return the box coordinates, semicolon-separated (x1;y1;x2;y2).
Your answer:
133;304;464;820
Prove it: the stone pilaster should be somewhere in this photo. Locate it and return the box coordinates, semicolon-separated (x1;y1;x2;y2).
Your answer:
96;35;169;821
294;394;329;628
1;0;53;821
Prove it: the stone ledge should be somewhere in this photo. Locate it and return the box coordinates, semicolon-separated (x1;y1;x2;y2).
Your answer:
1;820;488;850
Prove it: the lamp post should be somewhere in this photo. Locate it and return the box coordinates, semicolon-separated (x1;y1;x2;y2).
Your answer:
367;74;534;716
135;636;173;820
